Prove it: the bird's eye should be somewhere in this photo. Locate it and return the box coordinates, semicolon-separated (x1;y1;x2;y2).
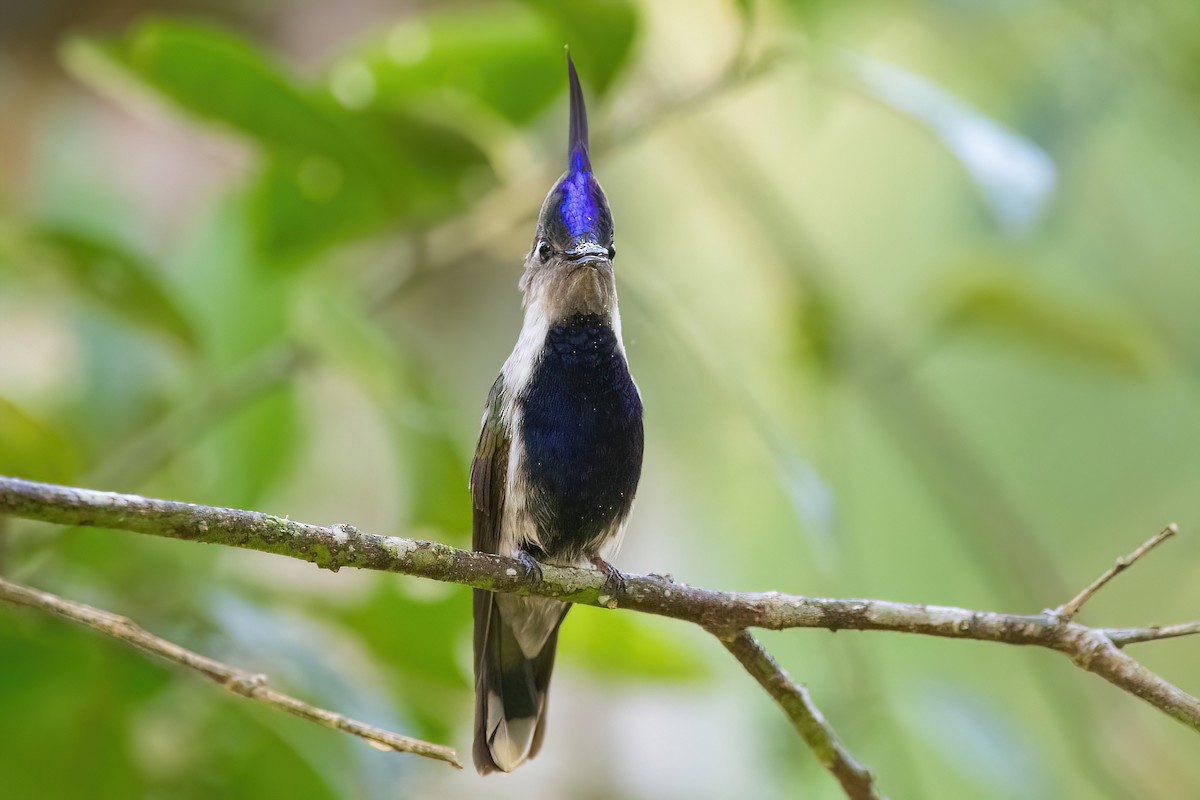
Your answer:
606;245;617;261
537;241;552;261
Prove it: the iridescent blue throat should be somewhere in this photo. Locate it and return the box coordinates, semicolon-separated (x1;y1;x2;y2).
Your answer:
560;149;598;237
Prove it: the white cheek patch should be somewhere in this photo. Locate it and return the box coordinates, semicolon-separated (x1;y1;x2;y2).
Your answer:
609;293;626;358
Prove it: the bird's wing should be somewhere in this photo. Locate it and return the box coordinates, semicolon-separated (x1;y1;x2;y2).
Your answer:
472;374;514;772
470;374;565;773
470;375;509;558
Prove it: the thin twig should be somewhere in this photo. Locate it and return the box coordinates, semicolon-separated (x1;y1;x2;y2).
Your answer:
1055;524;1179;621
1;475;1198;739
0;574;460;768
720;629;884;800
1104;621;1200;648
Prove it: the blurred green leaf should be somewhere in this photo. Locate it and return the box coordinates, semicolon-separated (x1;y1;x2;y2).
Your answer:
0;396;81;482
249;112;489;265
34;226;198;350
345;7;562;124
295;276;470;540
65;20;493;267
326;580;468;743
206;384;302;508
560;606;710;681
0;220;21;273
155;695;341;799
780;0;837;28
63;21;343;155
50;536;222;625
293;273;399;400
519;0;638;96
0;622;157;799
249;154;388;267
794;287;840;378
934;271;1158;375
172;201;292;364
389;354;473;541
333;581;468;688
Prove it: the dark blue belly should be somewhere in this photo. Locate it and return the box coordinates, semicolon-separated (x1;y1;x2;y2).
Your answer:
520;314;644;558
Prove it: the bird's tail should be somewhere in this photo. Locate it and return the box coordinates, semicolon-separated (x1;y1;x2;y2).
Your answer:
473;590;569;774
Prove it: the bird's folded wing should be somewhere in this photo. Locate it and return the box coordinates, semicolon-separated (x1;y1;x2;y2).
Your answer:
470;375;509;558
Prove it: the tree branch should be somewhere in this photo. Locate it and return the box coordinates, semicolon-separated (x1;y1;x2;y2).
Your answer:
720;629;883;800
0;574;460;767
1055;524;1178;620
3;475;1199;795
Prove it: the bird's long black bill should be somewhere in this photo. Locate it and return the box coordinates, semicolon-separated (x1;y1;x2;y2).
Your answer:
567;53;591;171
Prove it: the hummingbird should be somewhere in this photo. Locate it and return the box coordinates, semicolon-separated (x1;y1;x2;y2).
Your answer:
470;55;644;774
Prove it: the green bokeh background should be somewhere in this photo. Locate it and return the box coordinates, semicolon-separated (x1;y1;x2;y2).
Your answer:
2;1;1199;797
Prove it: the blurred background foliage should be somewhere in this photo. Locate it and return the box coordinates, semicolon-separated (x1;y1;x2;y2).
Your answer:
1;0;1199;797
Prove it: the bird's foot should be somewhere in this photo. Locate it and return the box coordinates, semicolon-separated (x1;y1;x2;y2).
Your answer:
515;548;544;583
590;556;627;608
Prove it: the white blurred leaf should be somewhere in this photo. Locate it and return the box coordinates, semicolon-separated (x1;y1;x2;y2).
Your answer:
906;682;1051;797
781;453;839;565
844;53;1057;235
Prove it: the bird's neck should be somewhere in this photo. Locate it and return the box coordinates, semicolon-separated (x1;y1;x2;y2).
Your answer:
502;269;625;405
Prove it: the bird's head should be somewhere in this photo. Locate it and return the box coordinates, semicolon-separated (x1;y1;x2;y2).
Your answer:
521;55;616;314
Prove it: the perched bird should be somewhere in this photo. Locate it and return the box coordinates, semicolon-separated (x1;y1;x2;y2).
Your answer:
471;55;644;774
